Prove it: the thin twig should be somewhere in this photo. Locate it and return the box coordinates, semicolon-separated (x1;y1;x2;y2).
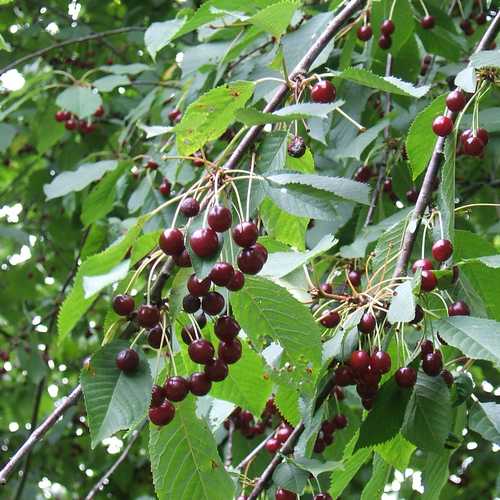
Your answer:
224;421;235;468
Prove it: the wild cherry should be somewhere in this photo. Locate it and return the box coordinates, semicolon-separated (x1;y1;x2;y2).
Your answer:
395;367;417;388
93;105;105;118
265;437;281;454
192;151;204;167
383;178;393;192
432;239;453;261
202;291;225;315
334;414;348;429
209;262;235;286
314;438;326;453
420;15;435;29
350;350;370;373
362;398;375;410
276;423;293;443
411;304;425;324
412;258;434;273
112;294;135;316
181;326;195;345
464;136;484;156
476;12;487;25
219;338;242;364
137;304;161;328
441;369;454;387
288;136;306;158
448;300;470;316
354;165;373;182
205;358;229;382
320;310;341;328
320;283;332;295
370;351;391;374
151;384;165;407
65;118;78;130
237;247;265;275
232;222;258;247
159;181;171;197
188;339;215;364
357;382;378;399
207;205;232;232
333;385;345;400
378;34;392;50
460;19;474;36
173;249;191;267
422;351;443;376
195;311;207;329
55;110;68;122
148;324;163;348
357;24;373;41
321;420;335;436
432;115;453;136
189;227;219;258
159;228;184;256
358;312;376;334
275;489;297;500
182;294;201;313
116;348;139;373
215;315;240;342
446;90;466;112
348;269;362;287
189;372;212;396
420;339;434;356
149;400;175;426
164;376;190;401
406;188;418;204
168;108;182;123
179;197;200;218
335;365;355;386
187;274;211;297
227;270;245;291
146;160;159;170
476;128;489;145
311;80;336;103
253;242;268;263
421;270;437;292
381;19;395;35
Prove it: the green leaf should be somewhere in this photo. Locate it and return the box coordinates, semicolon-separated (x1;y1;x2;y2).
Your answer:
0;33;12;52
144;18;186;60
81;161;128;226
230;276;322;391
175;81;254;156
293;457;340;477
235;101;345;126
406;95;446;180
44;160;118;200
468;401;500;445
272;462;308;494
257;131;287;173
437;133;456;240
337;67;429;98
470;49;500;69
83;260;130;299
356;378;411;450
421;452;453;500
55;85;102;120
375;433;415;472
81;340;152;448
149;397;235;500
102;63;151;75
433;316;500;365
360;454;391;500
0;123;17;152
403;372;452;453
93;74;129;92
138;123;173;138
335;119;390;160
387;281;416;323
275;384;301;427
249;1;300;38
461;255;500;268
455;66;477;93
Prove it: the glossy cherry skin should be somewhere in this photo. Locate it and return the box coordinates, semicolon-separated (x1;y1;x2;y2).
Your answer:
357;24;372;41
148;324;164;349
464;136;485;156
311;80;336;103
209;262;235;286
146;160;159;170
420;15;435;29
137;304;161;328
187;274;211;297
189;372;212;396
411;304;424;324
189;228;220;258
218;338;242;364
446;90;466;112
321;420;336;436
381;19;395;35
173;249;191;267
182;294;201;313
232;222;258;247
421;270;437;292
179;197;200;217
207;205;232;232
358;312;376;334
150;384;165;407
432;116;453;137
432;239;453;261
320;283;332;295
237;247;265;275
422;351;443;376
265;437;281;454
159;228;184;256
335;365;355;386
406;188;418;204
275;423;293;443
476;128;489;145
334;414;348;429
214;315;240;342
159;181;171;197
188;339;215;364
112;294;135;316
314;438;326;453
226;270;245;291
395;367;417;388
149;400;175;426
420;339;434;356
116;349;139;373
448;300;470;316
202;291;225;315
164;376;190;401
275;488;297;500
348;269;362;287
55;110;68;122
412;258;434;273
383;178;393;192
320;310;341;328
370;351;391;374
204;358;229;382
65;118;78;130
168;108;182;123
441;369;454;387
378;34;392;50
354;165;373;182
350;350;370;374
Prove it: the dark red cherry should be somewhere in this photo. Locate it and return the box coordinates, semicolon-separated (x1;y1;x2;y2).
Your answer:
446;90;466;112
159;228;184;256
464;136;484;156
182;294;201;313
320;283;332;295
204;358;229;382
357;24;373;41
151;384;165;407
188;339;215;364
187;274;211;297
358;313;376;334
378;34;392;50
149;400;175;426
362;398;375;410
159;181;171;197
226;270;245;291
201;291;225;315
146;160;159;170
112;294;135;316
313;438;326;453
275;488;297;500
383;178;392;192
179;197;200;218
237;247;265;275
476;12;487;25
265;437;281;454
422;351;443;376
55;110;67;122
432;115;453;137
310;80;336;103
320;310;341;328
209;262;235;286
350;350;370;373
321;420;336;436
432;239;453;261
348;269;362;287
232;222;258;247
420;15;435;29
421;270;437;292
253;242;268;263
380;19;395;35
275;423;293;443
420;339;434;356
333;385;345;400
137;304;161;328
164;376;190;401
412;258;434;273
287;135;306;158
441;369;454;387
460;19;474;36
406;188;418;204
214;315;240;342
189;227;219;258
181;326;195;345
189;372;212;396
354;165;373;182
172;249;192;267
65;118;78;130
148;324;164;349
357;382;378;399
411;304;424;324
395;367;417;388
116;348;139;373
192;151;204;167
476;128;489;145
448;300;470;316
168;108;182;123
207;205;232;232
335;365;355;386
370;351;391;374
333;414;348;429
218;338;242;364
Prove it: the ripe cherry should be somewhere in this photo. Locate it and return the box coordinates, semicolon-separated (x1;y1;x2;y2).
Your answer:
383;178;393;192
205;358;229;382
321;420;336;436
411;304;425;324
149;400;175;426
460;19;474;36
168;108;182;123
151;384;165;407
55;110;68;122
207;205;232;232
334;414;348;429
395;367;417;388
432;115;453;136
187;274;211;297
287;136;306;158
362;398;375;410
189;227;219;258
253;242;268;263
412;258;434;273
192;151;204;167
189;372;212;396
441;369;454;387
448;300;470;316
179;197;200;218
94;105;105;117
275;488;297;500
357;382;378;399
432;239;453;261
276;424;293;443
219;338;242;364
146;160;159;170
164;376;190;401
137;304;161;328
182;294;201;313
159;181;171;197
181;326;195;345
357;24;373;41
378;34;392;50
320;283;332;295
237;246;265;275
116;348;139;373
476;12;487;25
314;438;326;453
215;315;240;342
112;294;135;316
350;350;370;373
421;270;437;292
420;15;435;29
406;188;418;204
476;128;489;145
420;339;434;356
173;249;191;267
148;325;164;349
159;228;184;256
370;351;391;374
348;269;362;287
446;90;466;112
188;339;215;364
232;222;258;247
202;291;225;315
265;437;281;454
335;365;354;386
422;351;443;376
226;270;245;291
354;165;373;182
358;312;376;334
209;262;235;286
381;19;395;35
311;80;336;103
65;118;78;130
320;310;341;328
464;136;485;156
333;385;345;400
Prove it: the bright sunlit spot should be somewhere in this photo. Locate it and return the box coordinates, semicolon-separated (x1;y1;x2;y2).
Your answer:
0;69;25;91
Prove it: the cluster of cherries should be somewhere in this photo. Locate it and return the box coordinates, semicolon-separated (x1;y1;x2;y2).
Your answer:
54;105;104;134
224;400;276;439
269;489;332;500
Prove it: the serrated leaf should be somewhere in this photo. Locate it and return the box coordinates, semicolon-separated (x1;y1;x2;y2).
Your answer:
360;454;391;500
55;85;102;119
421;451;453;500
257;131;287;173
83;260;130;299
433;316;500;365
249;1;300;38
93;74;129;92
375;433;415;472
149;397;235;500
144;18;186;59
272;462;308;494
406;94;446;180
175;81;254;156
387;281;416;323
470;49;500;69
81;340;152;448
469;401;500;445
275;384;301;427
